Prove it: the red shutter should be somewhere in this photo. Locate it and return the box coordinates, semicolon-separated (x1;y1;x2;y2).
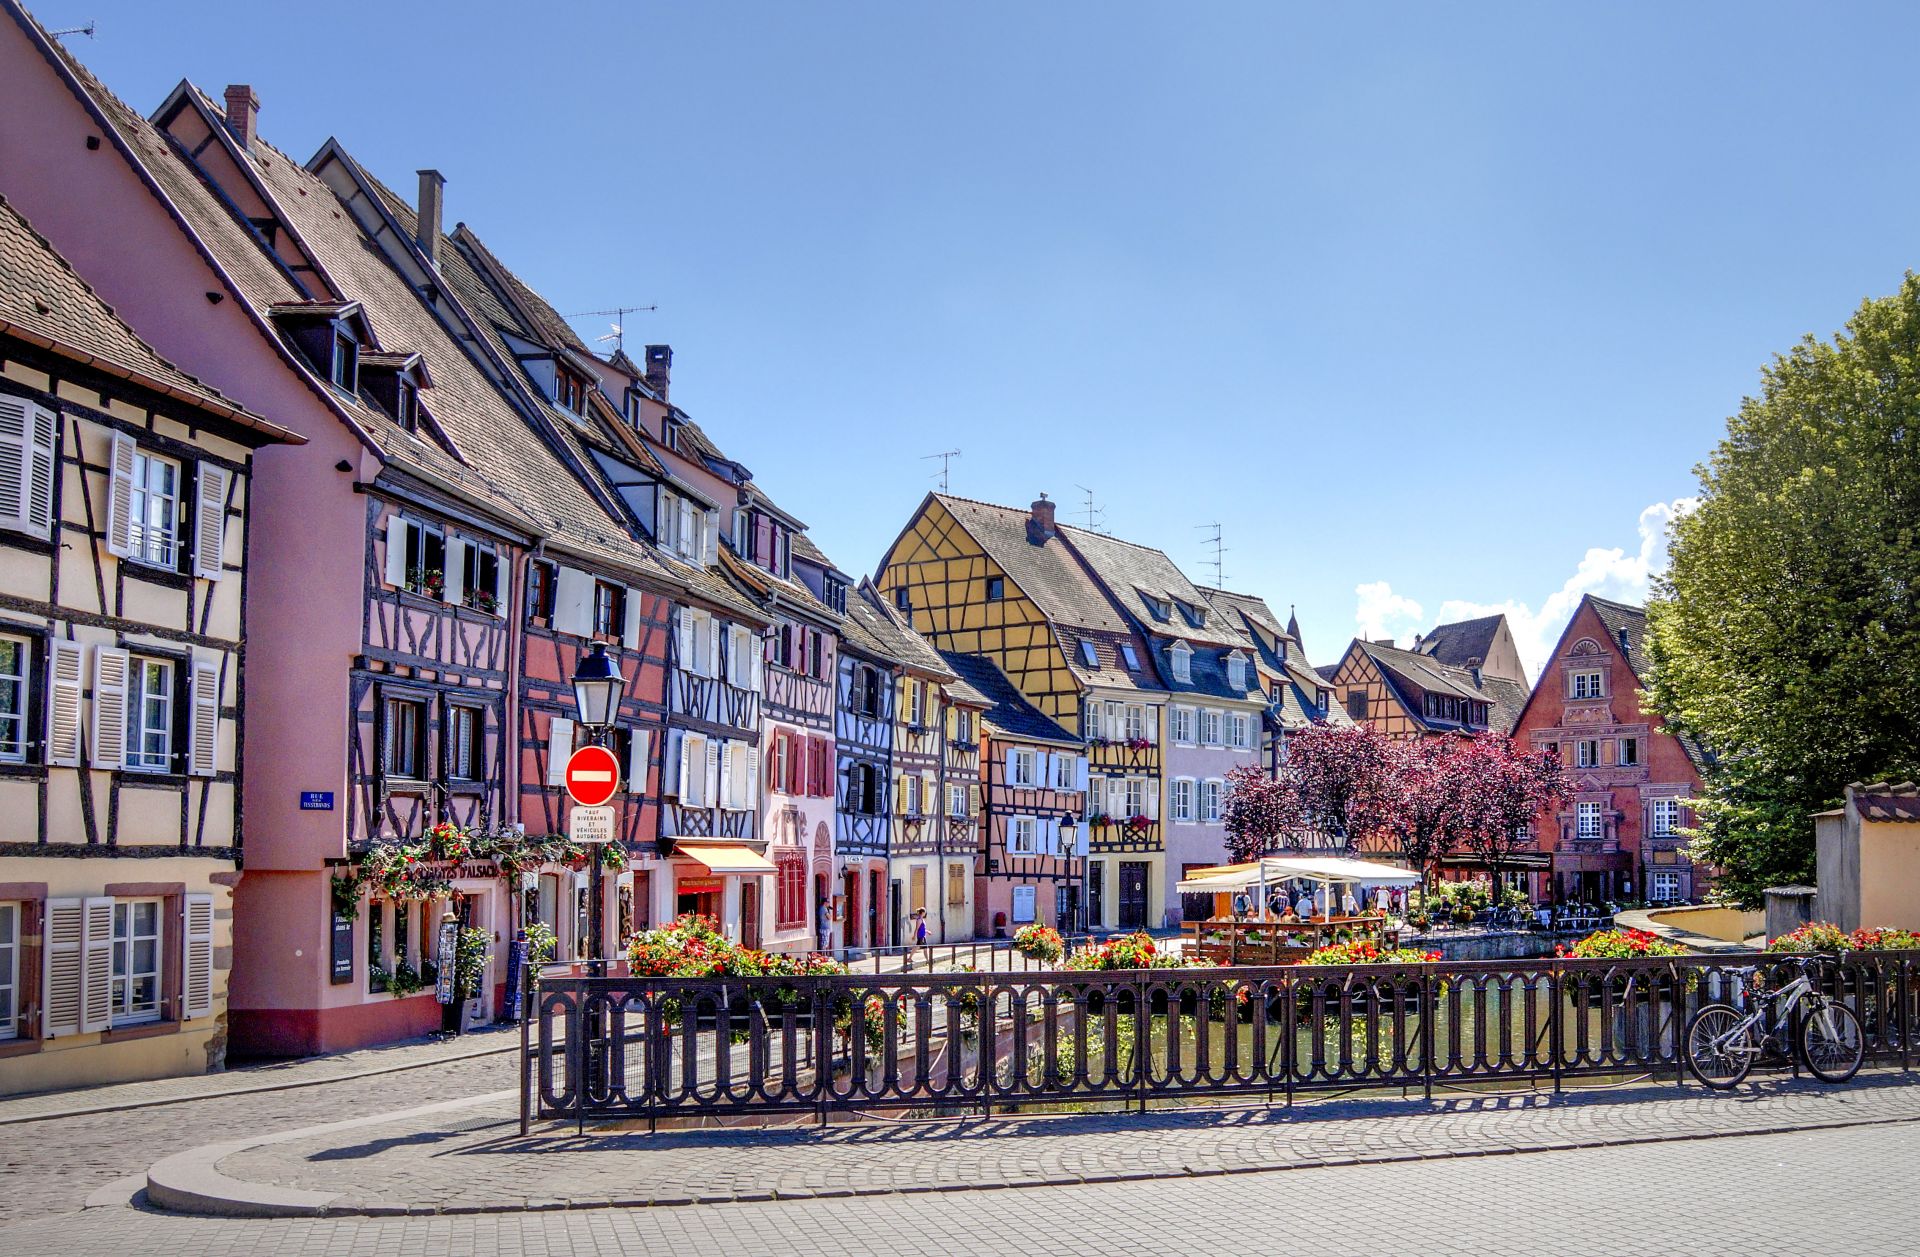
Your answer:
810;735;829;797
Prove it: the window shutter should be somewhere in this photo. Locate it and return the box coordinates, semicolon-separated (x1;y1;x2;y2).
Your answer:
1145;779;1160;821
704;736;721;808
494;550;511;609
383;514;408;587
628;728;650;794
81;896;113;1033
746;746;760;806
552;567;593;636
700;512;718;566
45;638;84;766
188;654;221;777
663;728;684;797
1004;747;1017;785
0;394;56;537
546;716;573;786
969;784;982;816
106;432;136;557
894;772;907;816
750;635;765;690
89;646;129;770
183;893;216;1020
674;608;695;671
191;463;231;580
43;898;83;1036
923;771;937;815
622;586;643;649
1074;756;1089;793
717;739;736;810
705;617;721;679
444;537;466;604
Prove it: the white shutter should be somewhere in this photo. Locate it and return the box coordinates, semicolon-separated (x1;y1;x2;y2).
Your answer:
42;898;83;1036
552;566;593;636
663;728;685;797
188;654;220;777
750;636;765;690
717;740;736;810
680;734;702;806
182;893;215;1019
81;896;113;1033
383;514;408;587
545;716;573;786
1074;756;1089;793
705;617;721;679
622;587;643;649
192;464;231;580
747;746;761;806
45;638;84;767
704;737;721;809
0;395;56;537
106;432;136;557
628;728;651;795
700;512;718;566
494;550;510;609
674;608;695;672
1145;778;1160;821
89;646;129;770
444;537;466;605
1004;747;1017;786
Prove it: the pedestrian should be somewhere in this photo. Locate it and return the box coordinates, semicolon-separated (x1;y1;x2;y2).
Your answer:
1294;889;1314;919
1341;887;1360;918
913;907;930;956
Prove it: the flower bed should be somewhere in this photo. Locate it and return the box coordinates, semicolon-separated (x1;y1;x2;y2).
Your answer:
1768;922;1920;954
1301;941;1441;966
1063;932;1195;971
1012;923;1064;963
1557;927;1688;960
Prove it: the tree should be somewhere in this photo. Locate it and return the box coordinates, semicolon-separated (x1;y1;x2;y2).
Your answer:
1272;724;1401;854
1221;764;1300;863
1379;738;1459;895
1646;275;1920;905
1449;735;1567;898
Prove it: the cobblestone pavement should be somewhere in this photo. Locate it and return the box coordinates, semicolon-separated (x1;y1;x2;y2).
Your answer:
0;1044;523;1224
217;1071;1920;1212
1;1120;1912;1255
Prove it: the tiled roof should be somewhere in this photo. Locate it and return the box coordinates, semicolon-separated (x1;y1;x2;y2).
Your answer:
939;651;1077;746
932;495;1130;635
1579;595;1709;769
1061;525;1248;650
1415;614;1505;669
1148;637;1261;703
1358;639;1528;736
0;195;291;439
1850;782;1920;823
790;530;836;571
1203;588;1307;677
847;582;954;681
717;544;842;627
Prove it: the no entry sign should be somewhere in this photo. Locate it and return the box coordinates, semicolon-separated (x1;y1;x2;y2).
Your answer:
563;744;621;807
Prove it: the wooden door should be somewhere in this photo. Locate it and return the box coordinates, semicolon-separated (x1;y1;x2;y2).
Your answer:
739;885;760;951
1118;862;1149;930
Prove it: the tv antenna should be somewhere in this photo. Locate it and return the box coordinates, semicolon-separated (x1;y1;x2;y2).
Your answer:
1074;484;1107;533
49;19;95;38
922;449;961;492
1196;522;1228;589
564;305;657;354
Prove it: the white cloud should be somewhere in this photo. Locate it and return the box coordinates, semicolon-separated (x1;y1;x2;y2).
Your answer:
1354;497;1698;678
1354;580;1424;642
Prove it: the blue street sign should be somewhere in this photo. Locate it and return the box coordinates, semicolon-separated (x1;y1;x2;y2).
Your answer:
300;791;335;811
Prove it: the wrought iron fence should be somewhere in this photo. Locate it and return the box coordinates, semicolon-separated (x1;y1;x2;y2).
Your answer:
522;950;1917;1130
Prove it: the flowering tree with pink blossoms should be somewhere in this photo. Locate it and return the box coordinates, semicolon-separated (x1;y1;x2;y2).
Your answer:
1224;724;1401;861
1448;734;1568;896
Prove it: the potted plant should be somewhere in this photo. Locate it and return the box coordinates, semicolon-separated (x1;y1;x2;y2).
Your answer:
1012;923;1065;964
407;567;445;599
453;925;492;1030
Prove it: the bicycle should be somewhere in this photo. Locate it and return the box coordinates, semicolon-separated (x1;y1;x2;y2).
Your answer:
1684;955;1866;1089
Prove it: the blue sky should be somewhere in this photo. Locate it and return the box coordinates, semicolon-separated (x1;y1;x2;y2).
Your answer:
51;1;1920;673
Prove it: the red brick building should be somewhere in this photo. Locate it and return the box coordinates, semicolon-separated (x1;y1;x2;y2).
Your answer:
1511;595;1709;904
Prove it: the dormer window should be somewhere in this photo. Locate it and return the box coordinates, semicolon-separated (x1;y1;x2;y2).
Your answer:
394;379;418;432
1169;641;1193;684
554;367;587;414
1079;640;1098;669
1141;593;1171;622
330;328;358;393
1226;652;1247;691
1175;601;1206;629
1120;644;1140;671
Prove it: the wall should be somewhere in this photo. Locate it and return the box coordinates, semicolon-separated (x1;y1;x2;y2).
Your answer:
1860;822;1920;931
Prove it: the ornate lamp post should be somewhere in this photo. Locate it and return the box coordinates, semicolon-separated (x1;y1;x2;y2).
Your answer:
1060;809;1083;936
570;642;624;978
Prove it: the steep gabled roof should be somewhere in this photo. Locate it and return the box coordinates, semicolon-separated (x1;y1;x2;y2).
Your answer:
1586;595;1652;677
1355;638;1528;735
1415;614;1505;669
0;194;293;440
1061;524;1248;650
845;581;955;682
939;651;1077;746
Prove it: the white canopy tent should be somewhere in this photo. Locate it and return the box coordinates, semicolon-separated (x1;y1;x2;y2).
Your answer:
1177;856;1420;920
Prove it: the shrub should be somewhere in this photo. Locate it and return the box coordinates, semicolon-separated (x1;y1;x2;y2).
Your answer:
1558;928;1688;960
1302;941;1441;966
1012;924;1064;963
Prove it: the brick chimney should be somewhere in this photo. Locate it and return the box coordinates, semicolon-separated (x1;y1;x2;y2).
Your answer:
1027;493;1056;544
223;84;259;151
644;344;672;401
415;170;444;269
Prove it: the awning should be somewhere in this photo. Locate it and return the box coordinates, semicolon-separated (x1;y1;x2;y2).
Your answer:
1441;852;1551;871
674;842;776;876
1176;855;1420;894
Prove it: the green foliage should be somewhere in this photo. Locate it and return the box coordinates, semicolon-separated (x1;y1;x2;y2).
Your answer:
1647;275;1920;905
453;926;491;1002
523;921;558;966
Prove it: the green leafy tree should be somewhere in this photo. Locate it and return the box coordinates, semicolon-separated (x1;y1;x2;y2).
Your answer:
1647;275;1920;904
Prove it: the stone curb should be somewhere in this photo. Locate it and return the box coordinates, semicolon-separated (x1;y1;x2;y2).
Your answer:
145;1091;515;1219
149;1082;1920;1219
0;1030;523;1127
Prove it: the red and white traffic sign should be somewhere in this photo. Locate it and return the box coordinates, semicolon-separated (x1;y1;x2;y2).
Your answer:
563;744;621;808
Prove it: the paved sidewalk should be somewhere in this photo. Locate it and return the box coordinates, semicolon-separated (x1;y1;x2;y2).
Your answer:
192;1071;1920;1216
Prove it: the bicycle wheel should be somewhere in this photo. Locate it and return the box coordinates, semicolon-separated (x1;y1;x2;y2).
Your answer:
1685;1002;1755;1089
1799;999;1865;1083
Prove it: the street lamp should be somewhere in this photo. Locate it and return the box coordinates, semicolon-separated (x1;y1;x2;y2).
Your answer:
569;642;626;980
1059;810;1083;936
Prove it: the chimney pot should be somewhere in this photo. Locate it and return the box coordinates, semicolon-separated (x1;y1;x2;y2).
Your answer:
415;169;444;269
1027;493;1056;544
223;84;259;151
644;344;672;402
1616;626;1631;653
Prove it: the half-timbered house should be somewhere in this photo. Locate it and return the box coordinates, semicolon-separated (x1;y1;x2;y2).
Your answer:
1202;591;1350;776
0;195;298;1093
1323;624;1530;741
876;493;1170;931
834;589;902;950
941;653;1086;937
1510;595;1710;904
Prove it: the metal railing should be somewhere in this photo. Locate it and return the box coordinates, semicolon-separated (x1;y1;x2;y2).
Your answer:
522;950;1917;1129
810;935;1125;974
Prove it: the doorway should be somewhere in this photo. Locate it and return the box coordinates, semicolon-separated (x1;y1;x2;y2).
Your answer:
843;870;860;949
870;871;884;947
1118;861;1149;930
740;882;760;950
890;878;904;947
